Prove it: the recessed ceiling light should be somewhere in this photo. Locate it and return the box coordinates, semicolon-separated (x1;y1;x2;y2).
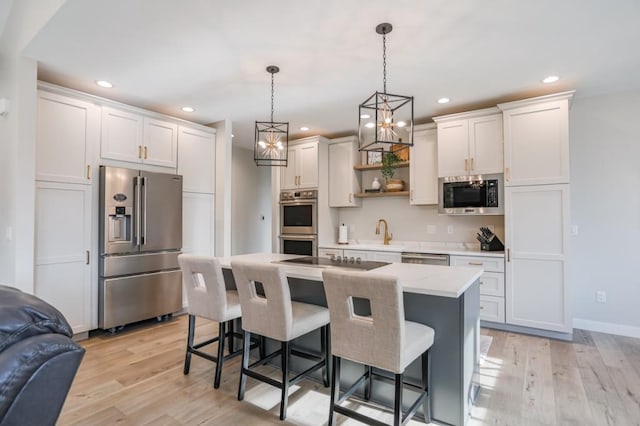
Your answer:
96;80;113;88
542;75;560;84
181;106;195;112
231;134;235;138
300;126;309;131
437;97;450;104
365;122;375;129
397;121;406;127
360;114;370;119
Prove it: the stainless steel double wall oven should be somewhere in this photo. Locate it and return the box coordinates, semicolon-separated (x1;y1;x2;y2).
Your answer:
279;189;317;256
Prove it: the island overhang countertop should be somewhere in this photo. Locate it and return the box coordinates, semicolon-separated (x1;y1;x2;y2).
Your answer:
218;253;483;298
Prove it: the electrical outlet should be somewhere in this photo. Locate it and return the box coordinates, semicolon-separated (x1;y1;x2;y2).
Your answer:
5;227;12;241
427;225;436;234
447;225;454;234
571;225;579;236
596;290;607;303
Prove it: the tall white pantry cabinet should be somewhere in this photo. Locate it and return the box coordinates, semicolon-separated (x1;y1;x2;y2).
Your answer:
499;91;574;334
35;83;216;333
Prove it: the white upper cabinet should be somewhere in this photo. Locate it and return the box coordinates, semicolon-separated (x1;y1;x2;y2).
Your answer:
434;108;503;177
281;139;319;190
143;118;178;167
329;137;361;207
177;126;216;194
499;92;573;186
101;106;178;168
101;106;143;163
36;91;98;184
409;125;438;205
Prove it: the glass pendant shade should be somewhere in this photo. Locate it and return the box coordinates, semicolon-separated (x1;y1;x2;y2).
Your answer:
254;65;289;166
358;23;414;154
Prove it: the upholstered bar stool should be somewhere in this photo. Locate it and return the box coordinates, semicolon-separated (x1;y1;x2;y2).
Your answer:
231;260;330;421
322;269;435;426
178;254;245;389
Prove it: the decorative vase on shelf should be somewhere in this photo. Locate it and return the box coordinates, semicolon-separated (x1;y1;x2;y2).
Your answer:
371;177;381;191
385;179;404;192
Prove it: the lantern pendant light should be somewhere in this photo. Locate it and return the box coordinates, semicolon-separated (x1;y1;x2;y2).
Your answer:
358;23;414;154
254;65;289;166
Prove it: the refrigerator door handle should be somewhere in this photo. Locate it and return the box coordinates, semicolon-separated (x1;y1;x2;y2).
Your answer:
133;175;141;246
141;176;147;245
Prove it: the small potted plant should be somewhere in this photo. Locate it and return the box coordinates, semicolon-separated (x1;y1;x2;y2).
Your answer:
381;151;404;191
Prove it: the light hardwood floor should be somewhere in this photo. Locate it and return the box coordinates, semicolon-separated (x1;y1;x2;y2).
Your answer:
58;315;640;426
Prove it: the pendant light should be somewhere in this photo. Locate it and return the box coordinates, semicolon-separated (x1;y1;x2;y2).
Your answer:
358;23;414;153
254;65;289;166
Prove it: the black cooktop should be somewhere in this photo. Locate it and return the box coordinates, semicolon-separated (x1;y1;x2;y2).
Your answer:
279;256;389;271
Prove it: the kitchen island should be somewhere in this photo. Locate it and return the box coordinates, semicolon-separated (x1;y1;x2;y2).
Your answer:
219;253;483;426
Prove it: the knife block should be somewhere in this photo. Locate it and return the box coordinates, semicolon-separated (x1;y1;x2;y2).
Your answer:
481;236;505;251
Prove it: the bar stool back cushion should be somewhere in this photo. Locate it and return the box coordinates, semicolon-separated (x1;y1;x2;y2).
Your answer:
322;269;433;374
231;261;296;342
232;260;328;342
179;255;240;323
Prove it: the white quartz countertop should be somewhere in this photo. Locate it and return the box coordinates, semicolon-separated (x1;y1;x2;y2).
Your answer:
319;241;504;258
218;253;483;298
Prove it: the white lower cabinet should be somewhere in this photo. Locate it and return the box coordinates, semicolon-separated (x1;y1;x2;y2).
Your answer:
505;184;571;333
34;181;92;333
451;254;505;323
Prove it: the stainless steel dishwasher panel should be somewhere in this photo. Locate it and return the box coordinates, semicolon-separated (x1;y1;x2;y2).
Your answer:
401;252;450;265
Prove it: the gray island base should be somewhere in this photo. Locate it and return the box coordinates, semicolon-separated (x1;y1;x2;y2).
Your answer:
220;253;482;426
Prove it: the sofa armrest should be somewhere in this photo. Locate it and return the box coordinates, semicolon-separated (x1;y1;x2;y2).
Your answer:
0;334;84;426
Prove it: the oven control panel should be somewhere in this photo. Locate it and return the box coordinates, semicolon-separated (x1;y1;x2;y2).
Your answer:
280;189;318;201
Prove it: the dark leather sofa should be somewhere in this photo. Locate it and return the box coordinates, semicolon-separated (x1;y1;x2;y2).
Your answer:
0;285;85;426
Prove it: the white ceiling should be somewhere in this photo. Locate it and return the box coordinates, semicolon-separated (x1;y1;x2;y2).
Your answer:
22;0;640;148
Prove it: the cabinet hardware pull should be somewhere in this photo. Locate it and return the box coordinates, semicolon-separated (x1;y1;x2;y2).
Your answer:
505;167;510;181
349;193;353;203
480;306;485;310
410;190;414;201
471;157;475;170
138;145;142;159
85;250;90;265
87;165;91;180
144;146;148;159
468;262;483;266
506;248;511;262
464;158;468;171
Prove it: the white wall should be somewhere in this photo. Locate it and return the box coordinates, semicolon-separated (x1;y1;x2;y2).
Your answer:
338;198;504;245
231;145;272;255
570;90;640;335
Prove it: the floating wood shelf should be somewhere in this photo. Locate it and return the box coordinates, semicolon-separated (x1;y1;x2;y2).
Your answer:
353;161;410;171
354;191;409;198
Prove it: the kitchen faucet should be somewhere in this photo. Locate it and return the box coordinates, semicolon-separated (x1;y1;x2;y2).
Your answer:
375;219;392;245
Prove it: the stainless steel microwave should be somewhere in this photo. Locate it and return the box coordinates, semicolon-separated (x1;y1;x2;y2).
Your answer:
438;173;504;215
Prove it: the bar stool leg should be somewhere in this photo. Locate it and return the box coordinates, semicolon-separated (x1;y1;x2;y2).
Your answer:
213;321;226;388
184;314;196;374
422;349;431;423
321;325;329;387
328;355;341;426
393;373;403;426
228;319;235;353
364;365;373;400
280;341;291;420
238;330;251;401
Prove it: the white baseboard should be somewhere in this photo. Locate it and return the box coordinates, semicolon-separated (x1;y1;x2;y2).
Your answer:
573;318;640;339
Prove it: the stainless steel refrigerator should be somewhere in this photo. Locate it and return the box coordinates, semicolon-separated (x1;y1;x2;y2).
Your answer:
99;166;183;331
